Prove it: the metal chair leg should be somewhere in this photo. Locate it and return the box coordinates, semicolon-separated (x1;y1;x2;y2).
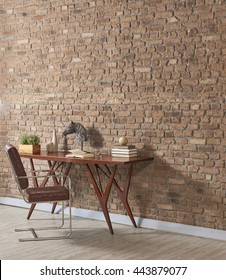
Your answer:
15;202;72;242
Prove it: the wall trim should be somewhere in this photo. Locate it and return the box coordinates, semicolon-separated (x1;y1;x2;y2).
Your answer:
1;197;226;241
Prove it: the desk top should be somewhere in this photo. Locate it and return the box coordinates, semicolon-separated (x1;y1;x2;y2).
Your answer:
20;151;154;166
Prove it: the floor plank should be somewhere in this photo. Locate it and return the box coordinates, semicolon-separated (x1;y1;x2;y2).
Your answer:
1;204;226;260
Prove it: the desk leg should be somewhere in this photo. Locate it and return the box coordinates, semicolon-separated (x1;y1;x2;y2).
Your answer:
49;162;72;214
100;163;137;228
86;164;117;234
115;163;137;228
27;159;39;220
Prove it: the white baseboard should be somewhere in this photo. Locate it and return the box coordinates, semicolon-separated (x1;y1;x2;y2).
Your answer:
1;197;226;241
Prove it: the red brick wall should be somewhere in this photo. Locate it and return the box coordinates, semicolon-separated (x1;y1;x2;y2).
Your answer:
1;0;226;230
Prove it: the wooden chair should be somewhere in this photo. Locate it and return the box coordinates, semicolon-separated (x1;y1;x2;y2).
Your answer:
5;144;72;242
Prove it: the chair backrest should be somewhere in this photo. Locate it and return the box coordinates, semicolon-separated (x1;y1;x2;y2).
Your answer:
5;144;29;190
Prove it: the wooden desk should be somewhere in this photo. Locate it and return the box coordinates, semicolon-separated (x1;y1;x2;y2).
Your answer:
20;151;154;234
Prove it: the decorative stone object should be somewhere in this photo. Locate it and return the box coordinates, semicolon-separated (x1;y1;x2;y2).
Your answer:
118;136;128;146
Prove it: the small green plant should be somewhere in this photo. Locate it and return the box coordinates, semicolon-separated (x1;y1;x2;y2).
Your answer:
19;133;40;145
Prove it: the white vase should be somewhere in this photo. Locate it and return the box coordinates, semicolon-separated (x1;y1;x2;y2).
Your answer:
52;129;58;152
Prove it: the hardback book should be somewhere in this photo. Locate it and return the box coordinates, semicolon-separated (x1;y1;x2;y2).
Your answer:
111;152;138;157
112;145;136;149
111;148;138;154
111;153;138;158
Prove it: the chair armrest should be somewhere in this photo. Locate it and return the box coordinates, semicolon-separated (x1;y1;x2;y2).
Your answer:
28;169;64;175
17;173;70;180
16;173;71;190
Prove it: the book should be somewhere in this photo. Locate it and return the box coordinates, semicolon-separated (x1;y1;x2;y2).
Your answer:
111;151;137;155
65;151;94;158
111;153;138;158
111;148;137;154
68;149;84;153
65;153;94;158
112;145;136;149
111;153;137;156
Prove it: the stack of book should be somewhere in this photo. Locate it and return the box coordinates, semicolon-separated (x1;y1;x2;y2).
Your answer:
111;145;138;158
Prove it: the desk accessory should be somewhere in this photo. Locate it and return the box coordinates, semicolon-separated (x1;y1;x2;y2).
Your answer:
63;121;88;151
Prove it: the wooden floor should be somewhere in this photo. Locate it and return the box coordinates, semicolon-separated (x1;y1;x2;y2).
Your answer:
1;204;226;260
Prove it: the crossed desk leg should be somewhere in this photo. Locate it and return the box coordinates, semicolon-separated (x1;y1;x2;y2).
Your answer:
86;163;137;234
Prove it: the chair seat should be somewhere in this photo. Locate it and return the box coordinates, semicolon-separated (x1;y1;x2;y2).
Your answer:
24;186;69;203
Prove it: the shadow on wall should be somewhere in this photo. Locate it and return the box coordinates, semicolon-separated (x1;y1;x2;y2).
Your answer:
88;127;105;149
68;146;225;231
129;150;225;230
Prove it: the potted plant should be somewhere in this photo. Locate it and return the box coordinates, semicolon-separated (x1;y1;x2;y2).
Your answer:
19;133;41;154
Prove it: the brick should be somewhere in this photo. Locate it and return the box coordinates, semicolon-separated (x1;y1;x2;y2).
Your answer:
189;139;206;145
17;39;29;44
157;204;173;211
81;33;94;38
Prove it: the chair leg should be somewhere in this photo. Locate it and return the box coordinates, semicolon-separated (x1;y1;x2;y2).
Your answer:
15;202;72;242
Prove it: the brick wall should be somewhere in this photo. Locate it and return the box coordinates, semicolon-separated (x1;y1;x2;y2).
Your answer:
0;0;226;230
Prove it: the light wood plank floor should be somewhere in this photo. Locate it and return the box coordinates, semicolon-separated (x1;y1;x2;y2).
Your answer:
1;204;226;260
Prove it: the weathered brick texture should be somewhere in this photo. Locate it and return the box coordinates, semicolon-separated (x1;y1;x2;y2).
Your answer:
0;0;226;230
